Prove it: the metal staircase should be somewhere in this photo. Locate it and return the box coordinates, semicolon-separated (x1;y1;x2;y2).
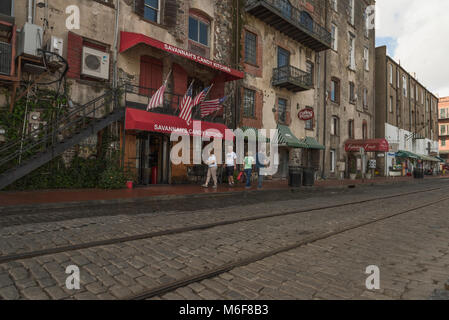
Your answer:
0;90;125;190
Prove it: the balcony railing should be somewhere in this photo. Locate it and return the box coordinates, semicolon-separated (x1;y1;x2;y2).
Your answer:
124;84;224;123
245;0;331;51
272;65;313;92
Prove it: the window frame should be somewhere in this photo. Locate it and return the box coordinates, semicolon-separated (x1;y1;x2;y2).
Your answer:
278;98;288;124
244;30;258;66
143;0;160;24
243;88;256;118
330;77;340;104
331;23;338;51
348;33;356;70
189;15;210;47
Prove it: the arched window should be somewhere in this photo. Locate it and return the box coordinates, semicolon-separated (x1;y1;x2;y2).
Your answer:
362;120;368;140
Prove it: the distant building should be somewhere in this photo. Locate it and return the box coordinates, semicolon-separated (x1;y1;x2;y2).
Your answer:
438;97;449;163
375;46;440;177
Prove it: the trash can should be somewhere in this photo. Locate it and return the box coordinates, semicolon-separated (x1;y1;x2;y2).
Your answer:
413;168;424;179
302;167;315;187
289;166;303;188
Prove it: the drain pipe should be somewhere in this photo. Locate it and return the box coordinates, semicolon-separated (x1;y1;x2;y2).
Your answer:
28;0;34;23
112;0;120;90
321;1;328;179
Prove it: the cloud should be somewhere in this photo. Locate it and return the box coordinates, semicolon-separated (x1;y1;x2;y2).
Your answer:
376;0;449;97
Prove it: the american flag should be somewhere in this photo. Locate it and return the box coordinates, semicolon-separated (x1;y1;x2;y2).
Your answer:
193;86;211;107
146;82;167;111
178;82;194;124
200;96;227;118
146;70;171;111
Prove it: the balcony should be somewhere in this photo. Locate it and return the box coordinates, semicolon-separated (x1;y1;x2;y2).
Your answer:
272;65;313;92
124;84;224;123
245;0;331;51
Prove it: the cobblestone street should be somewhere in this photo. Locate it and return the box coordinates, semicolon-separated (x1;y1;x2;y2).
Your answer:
0;179;448;300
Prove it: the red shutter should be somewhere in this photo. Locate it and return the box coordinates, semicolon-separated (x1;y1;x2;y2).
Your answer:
139;56;163;96
67;32;83;79
172;63;188;110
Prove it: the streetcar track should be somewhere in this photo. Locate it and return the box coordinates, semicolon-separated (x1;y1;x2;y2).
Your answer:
128;194;449;300
0;185;447;265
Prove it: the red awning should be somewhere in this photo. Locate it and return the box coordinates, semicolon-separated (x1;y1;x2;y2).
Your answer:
125;108;234;141
345;139;389;152
120;31;244;82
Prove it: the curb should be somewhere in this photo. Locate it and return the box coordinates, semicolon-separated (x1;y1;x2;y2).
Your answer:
0;177;439;213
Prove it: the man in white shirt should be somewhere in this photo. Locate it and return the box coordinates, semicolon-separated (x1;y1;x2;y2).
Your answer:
202;151;218;189
225;146;237;186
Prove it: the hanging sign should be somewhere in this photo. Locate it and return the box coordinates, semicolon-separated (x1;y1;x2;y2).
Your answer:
298;108;314;121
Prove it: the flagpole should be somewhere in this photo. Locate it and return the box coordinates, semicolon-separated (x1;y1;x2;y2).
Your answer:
175;80;194;116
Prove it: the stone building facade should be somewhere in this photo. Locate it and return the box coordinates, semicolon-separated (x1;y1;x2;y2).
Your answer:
375;46;440;176
438;96;449;163
318;0;376;179
240;0;329;179
0;0;243;187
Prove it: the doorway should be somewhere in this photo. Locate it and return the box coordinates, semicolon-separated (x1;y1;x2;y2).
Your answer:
137;133;170;185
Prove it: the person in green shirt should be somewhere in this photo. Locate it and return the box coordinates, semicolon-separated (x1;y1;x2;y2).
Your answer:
243;151;255;188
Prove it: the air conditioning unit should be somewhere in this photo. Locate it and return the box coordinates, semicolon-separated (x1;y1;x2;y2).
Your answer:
81;46;110;80
49;36;64;57
18;23;43;57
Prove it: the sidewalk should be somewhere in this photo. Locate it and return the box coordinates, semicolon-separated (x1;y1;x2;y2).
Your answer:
0;175;443;208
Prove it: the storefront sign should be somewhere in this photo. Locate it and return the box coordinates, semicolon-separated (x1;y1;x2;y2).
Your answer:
345;139;389;152
298;108;314;121
120;32;244;81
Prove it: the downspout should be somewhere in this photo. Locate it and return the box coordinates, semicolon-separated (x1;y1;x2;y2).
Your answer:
234;0;240;130
321;0;328;179
28;0;33;23
112;0;120;89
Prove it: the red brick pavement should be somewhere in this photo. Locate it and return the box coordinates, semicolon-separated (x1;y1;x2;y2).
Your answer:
0;176;443;207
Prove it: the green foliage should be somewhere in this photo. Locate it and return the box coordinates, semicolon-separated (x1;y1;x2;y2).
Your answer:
98;164;127;189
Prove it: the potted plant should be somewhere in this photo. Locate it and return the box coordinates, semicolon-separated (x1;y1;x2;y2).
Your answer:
349;159;357;180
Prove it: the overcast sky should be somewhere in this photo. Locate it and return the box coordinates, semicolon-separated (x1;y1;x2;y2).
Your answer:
375;0;449;98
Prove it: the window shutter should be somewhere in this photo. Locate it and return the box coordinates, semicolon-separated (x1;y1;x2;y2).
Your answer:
164;0;178;27
134;0;144;17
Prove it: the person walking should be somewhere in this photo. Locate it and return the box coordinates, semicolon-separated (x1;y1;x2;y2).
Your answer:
243;151;255;188
202;151;218;189
256;147;270;189
225;146;237;186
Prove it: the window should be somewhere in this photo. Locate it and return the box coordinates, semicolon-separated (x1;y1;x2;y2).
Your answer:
364;8;370;37
331;24;338;51
305;107;314;130
442;139;447;147
330;78;340;104
441;125;447;136
362;121;368;140
189;16;209;46
349;82;355;103
278;98;288;123
348;33;355;70
277;47;290;68
306;60;314;85
389;96;393;113
331;116;339;136
331;0;338;12
363;47;369;71
330;150;336;173
411;85;415;100
389;64;393;85
441;108;447;119
396;70;400;88
348;0;355;25
348;120;354;139
144;0;160;23
426;99;429;113
244;31;257;65
363;88;368;108
402;75;407;97
0;0;13;16
243;89;255;118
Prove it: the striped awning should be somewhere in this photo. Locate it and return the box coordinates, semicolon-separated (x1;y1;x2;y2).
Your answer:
274;125;308;148
396;150;420;159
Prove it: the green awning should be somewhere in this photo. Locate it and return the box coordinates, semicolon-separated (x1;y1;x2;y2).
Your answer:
396;150;420;159
417;154;440;162
302;136;325;150
275;125;308;148
435;156;445;162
